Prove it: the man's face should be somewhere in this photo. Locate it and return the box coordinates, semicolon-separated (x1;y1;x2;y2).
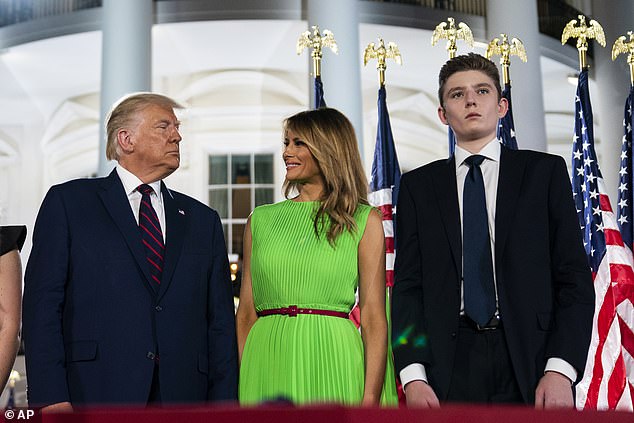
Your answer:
438;70;507;145
128;104;182;181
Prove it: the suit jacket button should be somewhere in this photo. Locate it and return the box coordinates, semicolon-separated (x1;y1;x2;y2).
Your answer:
155;305;163;312
451;332;457;338
147;352;156;360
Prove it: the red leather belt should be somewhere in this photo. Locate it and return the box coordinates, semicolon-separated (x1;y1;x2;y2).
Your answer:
257;305;349;319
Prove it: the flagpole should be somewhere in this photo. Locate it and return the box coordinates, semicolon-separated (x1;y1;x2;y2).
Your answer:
612;31;634;87
485;34;526;150
297;25;338;109
562;15;607;71
431;17;474;156
363;38;402;87
431;17;474;59
297;25;338;77
363;36;403;403
485;34;527;87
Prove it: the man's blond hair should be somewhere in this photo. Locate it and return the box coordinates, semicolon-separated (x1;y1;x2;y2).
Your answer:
105;93;183;161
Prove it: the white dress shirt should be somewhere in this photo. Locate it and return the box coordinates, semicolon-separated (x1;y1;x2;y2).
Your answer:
399;139;577;390
116;165;166;241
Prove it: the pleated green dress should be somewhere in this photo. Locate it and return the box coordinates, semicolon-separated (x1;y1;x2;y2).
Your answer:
239;200;398;406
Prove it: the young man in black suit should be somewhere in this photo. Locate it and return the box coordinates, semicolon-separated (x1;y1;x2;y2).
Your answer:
392;53;594;408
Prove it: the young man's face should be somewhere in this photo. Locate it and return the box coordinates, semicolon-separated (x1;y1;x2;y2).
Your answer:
438;70;508;147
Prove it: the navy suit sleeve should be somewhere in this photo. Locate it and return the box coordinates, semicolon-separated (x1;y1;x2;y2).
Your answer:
23;187;71;406
546;156;595;380
206;210;238;401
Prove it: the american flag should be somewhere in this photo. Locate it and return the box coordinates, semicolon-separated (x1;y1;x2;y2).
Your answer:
368;84;402;402
350;85;401;326
368;85;401;290
497;83;519;149
572;70;634;410
314;75;326;109
617;87;634;249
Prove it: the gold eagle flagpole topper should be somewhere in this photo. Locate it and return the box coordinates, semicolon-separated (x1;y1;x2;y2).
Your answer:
485;34;527;86
363;38;402;86
612;31;634;87
431;17;474;58
297;25;338;77
561;15;606;70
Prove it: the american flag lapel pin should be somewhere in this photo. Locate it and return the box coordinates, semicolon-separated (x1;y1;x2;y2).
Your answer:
178;209;185;215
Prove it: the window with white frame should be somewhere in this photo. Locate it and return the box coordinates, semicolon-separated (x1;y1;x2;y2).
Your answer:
207;153;275;258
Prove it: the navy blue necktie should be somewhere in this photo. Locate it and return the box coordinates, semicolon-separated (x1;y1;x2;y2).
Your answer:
138;184;164;285
462;155;495;326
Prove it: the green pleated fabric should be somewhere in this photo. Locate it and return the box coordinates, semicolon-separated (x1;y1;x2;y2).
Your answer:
239;200;398;406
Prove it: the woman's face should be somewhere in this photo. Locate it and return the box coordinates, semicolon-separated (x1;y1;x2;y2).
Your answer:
282;129;322;184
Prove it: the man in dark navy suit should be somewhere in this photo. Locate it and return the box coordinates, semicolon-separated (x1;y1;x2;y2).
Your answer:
392;54;594;408
23;93;238;411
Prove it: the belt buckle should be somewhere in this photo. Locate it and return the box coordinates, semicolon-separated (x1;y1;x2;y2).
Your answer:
286;305;298;317
475;316;500;331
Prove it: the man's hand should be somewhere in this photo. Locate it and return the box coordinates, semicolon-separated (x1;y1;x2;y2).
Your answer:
41;402;73;413
535;371;574;409
404;380;440;408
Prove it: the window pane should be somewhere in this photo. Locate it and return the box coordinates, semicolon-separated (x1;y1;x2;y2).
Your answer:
255;188;274;207
232;223;246;257
255;154;274;183
208;155;228;185
232;155;250;184
209;189;228;218
222;223;229;250
232;188;251;219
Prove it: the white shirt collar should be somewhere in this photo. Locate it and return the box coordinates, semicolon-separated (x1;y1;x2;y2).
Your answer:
455;138;501;167
115;164;162;196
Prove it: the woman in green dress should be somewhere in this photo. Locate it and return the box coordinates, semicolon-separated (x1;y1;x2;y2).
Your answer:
236;108;397;406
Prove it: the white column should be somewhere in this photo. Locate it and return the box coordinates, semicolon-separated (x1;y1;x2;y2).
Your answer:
591;0;633;206
486;0;548;152
98;0;153;176
305;0;364;156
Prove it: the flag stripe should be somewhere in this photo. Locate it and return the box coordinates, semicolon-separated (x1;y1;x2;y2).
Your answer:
573;70;634;411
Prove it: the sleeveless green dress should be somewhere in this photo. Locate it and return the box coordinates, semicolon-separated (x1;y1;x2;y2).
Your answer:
239;200;398;406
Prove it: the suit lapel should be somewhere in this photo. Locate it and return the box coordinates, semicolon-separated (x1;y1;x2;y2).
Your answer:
495;147;526;266
431;157;463;277
158;182;187;300
98;170;155;290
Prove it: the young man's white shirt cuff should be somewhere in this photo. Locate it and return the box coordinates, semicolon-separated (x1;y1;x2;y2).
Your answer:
400;363;428;388
399;357;576;389
545;358;577;383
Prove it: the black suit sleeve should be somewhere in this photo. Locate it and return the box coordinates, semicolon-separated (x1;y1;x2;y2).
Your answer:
545;156;595;380
392;172;432;373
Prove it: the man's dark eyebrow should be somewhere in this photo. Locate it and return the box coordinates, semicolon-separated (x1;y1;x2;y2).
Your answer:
446;86;465;94
475;82;494;89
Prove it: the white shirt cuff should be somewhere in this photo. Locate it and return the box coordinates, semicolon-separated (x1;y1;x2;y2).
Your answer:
399;363;428;388
545;357;577;383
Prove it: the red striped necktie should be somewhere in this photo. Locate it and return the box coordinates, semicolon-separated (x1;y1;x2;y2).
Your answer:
137;184;164;285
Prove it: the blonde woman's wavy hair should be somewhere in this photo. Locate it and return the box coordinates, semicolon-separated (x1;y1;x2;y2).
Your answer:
283;108;369;246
